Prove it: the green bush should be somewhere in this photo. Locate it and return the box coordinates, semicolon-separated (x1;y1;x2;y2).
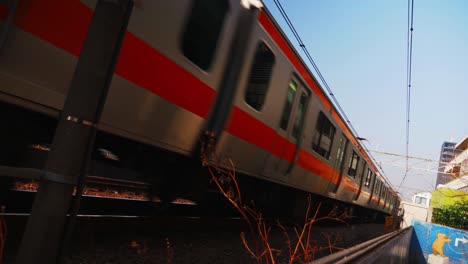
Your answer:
432;200;468;230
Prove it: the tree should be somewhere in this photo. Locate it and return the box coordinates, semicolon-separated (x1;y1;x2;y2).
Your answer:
432;200;468;230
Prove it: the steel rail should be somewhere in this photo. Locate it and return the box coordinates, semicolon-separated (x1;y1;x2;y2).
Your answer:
309;227;411;264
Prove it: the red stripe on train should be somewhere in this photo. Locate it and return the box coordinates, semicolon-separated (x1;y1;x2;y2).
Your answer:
297;149;336;183
226;108;277;151
6;0;359;193
10;0;91;57
6;0;215;118
342;177;360;192
116;33;215;118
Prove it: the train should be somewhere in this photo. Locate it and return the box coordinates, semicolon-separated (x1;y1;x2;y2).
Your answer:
0;0;401;222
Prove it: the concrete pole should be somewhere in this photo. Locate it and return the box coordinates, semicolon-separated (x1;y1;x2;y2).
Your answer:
16;1;133;263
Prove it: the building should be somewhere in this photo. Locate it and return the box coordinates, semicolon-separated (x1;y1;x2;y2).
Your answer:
435;141;462;187
401;200;431;228
430;136;468;208
412;192;431;207
443;136;468;182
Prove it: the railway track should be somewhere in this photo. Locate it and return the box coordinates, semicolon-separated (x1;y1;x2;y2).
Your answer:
0;213;390;263
1;170;394;262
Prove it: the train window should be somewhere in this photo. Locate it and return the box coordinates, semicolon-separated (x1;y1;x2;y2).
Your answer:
292;92;308;138
364;169;372;188
279;80;297;130
347;151;360;177
182;0;229;70
312;112;336;159
245;42;275;111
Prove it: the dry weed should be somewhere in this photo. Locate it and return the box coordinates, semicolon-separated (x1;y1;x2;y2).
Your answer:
200;131;348;264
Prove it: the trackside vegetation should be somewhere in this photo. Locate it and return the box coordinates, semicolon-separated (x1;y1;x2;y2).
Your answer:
431;200;468;231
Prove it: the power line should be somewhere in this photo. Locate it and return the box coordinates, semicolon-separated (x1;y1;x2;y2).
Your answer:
398;185;433;192
399;0;415;189
269;0;396;192
372;149;468;173
271;0;349;131
371;150;442;164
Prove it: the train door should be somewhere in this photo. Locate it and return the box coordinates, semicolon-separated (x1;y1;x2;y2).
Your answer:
328;135;349;193
361;168;373;204
374;180;382;207
263;77;309;180
367;172;377;205
354;162;367;200
382;187;388;209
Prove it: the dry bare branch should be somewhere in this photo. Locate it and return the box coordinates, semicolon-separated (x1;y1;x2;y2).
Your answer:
199;132;347;264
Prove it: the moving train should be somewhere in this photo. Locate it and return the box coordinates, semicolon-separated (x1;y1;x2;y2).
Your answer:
0;0;400;221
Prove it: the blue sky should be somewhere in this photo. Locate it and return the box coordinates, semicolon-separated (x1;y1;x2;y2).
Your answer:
262;0;468;199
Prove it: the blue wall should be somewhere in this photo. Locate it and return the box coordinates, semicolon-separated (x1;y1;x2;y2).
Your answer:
412;220;467;264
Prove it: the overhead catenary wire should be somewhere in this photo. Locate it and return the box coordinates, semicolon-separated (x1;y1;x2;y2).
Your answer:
399;0;415;189
270;0;396;191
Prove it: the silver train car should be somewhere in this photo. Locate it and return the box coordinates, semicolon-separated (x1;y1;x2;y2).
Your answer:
0;0;400;219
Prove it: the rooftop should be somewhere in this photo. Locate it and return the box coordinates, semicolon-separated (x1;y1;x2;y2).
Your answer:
437;175;468;190
455;135;468;150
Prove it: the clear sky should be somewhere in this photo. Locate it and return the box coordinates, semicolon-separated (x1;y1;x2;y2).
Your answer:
262;0;468;200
